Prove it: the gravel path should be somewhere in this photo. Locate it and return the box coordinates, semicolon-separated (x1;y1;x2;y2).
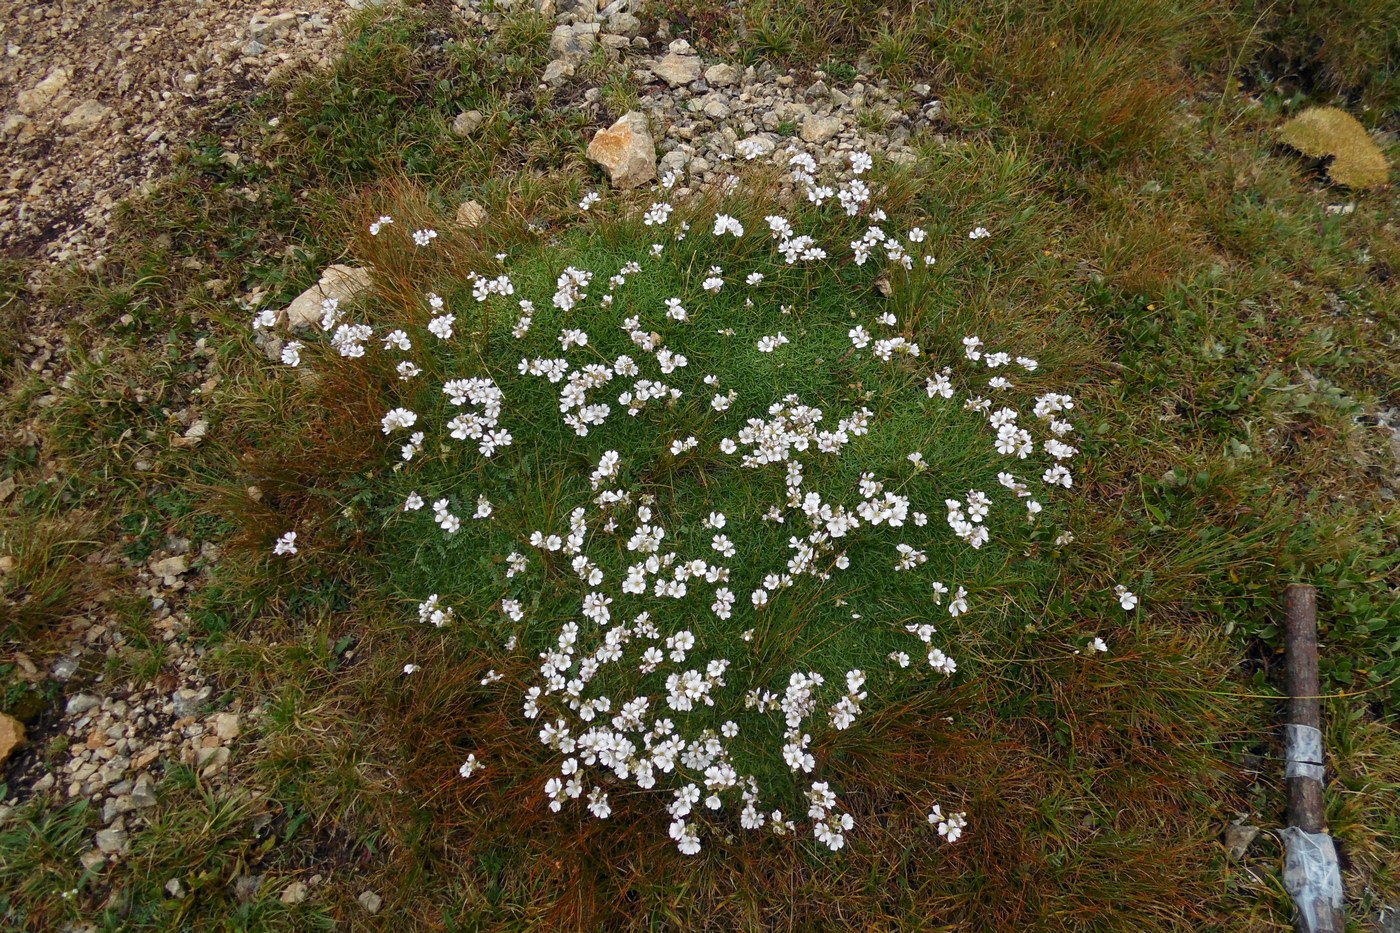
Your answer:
1;0;951;877
0;0;347;262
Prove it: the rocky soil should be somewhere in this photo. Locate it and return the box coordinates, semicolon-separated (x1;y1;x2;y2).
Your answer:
0;0;349;262
1;0;950;894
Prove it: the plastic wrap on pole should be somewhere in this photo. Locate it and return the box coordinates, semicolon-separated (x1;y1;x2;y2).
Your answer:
1280;827;1345;933
1284;723;1326;782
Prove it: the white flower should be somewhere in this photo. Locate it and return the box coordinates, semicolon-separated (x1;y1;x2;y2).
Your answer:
412;228;438;246
380;408;418;434
579;191;601;211
428;314;455;340
273;531;297;556
280;341;302;366
369;215;393;235
458;754;480;778
850;151;873;174
1115;585;1138;611
330;323;371;358
713;214;744;237
402;663;419;674
928;805;968;842
968;226;990;240
404;492;424;511
1088;637;1108;654
644;202;673;226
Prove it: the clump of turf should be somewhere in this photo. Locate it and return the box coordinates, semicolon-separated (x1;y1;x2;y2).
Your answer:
1279;107;1390;189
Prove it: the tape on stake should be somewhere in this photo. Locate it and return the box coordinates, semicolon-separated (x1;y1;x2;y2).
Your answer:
1281;827;1345;933
1284;723;1326;782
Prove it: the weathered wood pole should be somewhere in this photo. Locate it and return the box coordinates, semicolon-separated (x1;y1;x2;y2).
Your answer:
1280;583;1345;933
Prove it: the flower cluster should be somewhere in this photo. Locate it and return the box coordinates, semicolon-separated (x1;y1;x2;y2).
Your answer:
254;148;1137;862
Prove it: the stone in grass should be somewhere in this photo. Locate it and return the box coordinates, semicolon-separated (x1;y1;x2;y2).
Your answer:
587;111;656;191
61;99;110;130
607;11;641;39
0;713;24;765
197;746;231;778
18;68;69;115
213;712;241;741
150;555;189;581
451;109;483;137
281;265;372;330
455;200;488;229
65;693;101;716
800;114;842;144
280;881;309;905
233;874;263;904
1279;107;1389;189
95;827;127;854
704;62;741;87
131;773;158;809
1224;822;1260;862
652;52;701;87
172;685;212;718
542;59;575;86
549;24;596;61
358;890;382;914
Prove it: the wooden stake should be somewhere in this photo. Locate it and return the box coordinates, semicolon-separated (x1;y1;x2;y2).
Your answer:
1284;583;1325;834
1281;582;1345;933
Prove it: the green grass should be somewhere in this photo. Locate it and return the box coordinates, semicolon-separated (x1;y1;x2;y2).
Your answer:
305;184;1082;831
1;0;1397;929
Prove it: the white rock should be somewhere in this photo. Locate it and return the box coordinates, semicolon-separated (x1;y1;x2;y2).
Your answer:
542;59;575;85
281;264;372;330
549;24;596;61
586;111;656;190
451;109;483;137
171;686;212;719
358;890;382;914
607;12;640;38
17;69;69;115
95;828;127;853
652;54;701;87
150;555;189;579
213;712;240;741
131;773;158;808
65;694;101;716
61;99;110;130
197;746;230;778
800;114;842;144
704;63;740;87
248;12;299;42
281;881;309;905
736;135;775;158
454;200;487;228
703;98;731;120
